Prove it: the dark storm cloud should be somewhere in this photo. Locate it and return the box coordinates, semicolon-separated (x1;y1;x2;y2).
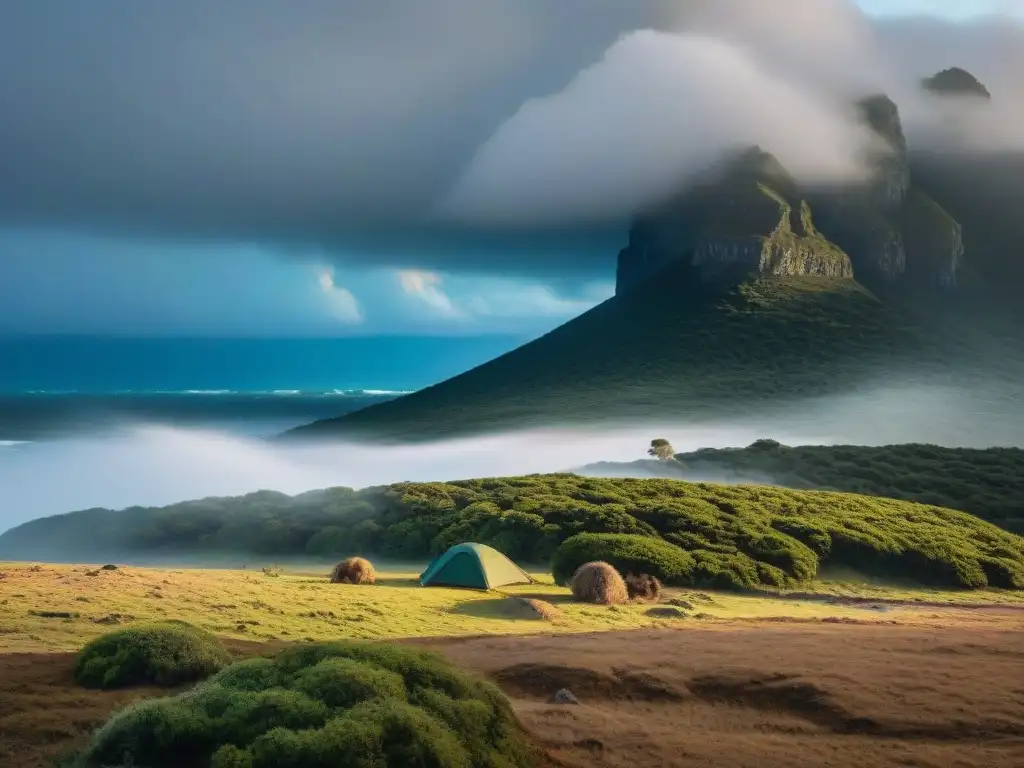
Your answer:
0;1;1021;277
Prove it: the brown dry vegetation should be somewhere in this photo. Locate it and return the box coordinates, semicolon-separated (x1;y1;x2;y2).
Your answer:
570;562;628;606
624;573;664;603
329;556;376;585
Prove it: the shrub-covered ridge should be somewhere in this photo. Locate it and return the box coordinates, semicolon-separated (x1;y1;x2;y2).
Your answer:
8;474;1023;591
665;441;1024;533
71;640;535;768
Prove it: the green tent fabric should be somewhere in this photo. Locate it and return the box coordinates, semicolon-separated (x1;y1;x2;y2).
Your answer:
419;543;532;590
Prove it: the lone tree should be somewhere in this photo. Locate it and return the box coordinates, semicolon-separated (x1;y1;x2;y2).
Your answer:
648;438;675;461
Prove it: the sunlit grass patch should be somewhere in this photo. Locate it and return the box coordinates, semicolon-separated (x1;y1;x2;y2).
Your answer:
2;561;1021;653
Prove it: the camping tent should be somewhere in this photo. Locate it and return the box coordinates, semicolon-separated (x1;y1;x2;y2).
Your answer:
419;543;532;590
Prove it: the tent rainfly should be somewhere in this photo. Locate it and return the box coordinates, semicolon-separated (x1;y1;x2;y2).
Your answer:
419;543;532;590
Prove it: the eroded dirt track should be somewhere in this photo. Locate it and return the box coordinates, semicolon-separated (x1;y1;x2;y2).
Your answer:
419;619;1024;768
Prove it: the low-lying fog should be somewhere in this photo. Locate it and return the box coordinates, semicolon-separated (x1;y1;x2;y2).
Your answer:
1;381;1021;534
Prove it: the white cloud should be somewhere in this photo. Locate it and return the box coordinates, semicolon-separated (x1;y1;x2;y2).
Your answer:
316;266;363;324
465;281;614;317
437;29;876;228
395;268;613;327
397;270;462;317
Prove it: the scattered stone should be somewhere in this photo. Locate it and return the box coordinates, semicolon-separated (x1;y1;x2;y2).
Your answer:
100;564;119;571
552;688;580;705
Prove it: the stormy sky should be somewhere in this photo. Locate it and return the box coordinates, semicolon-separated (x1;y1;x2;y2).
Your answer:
0;0;1021;336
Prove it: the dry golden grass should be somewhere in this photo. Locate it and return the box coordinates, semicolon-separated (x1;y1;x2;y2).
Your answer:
2;561;1022;654
570;561;628;606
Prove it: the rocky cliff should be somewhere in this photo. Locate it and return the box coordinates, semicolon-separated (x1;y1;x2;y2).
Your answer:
811;94;911;283
616;149;852;293
616;72;980;297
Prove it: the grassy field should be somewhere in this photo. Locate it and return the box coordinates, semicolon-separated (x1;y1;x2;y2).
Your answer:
2;561;1022;655
2;560;1022;768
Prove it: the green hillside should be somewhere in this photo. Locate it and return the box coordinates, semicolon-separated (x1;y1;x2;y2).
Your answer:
589;442;1024;533
3;475;1022;591
285;274;946;442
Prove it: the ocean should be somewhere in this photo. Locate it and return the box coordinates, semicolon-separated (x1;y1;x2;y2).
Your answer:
3;336;1022;534
0;335;526;441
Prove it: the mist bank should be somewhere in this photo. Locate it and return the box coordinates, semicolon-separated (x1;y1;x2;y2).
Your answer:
2;378;1023;540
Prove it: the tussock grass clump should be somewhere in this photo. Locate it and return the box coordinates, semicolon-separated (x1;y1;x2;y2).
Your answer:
71;640;536;768
329;557;376;585
570;562;628;606
520;598;562;621
625;573;664;603
73;621;230;689
554;533;696;587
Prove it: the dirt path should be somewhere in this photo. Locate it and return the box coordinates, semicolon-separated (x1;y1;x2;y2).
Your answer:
418;618;1024;768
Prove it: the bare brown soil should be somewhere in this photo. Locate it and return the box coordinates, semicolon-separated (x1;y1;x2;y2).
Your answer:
419;615;1024;768
3;617;1023;768
0;639;269;768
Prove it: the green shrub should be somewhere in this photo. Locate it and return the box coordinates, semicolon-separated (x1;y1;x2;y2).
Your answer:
70;641;535;768
10;470;1024;592
552;533;695;586
293;658;405;709
73;621;230;690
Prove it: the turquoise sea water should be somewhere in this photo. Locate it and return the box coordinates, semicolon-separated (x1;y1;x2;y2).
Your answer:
0;335;525;439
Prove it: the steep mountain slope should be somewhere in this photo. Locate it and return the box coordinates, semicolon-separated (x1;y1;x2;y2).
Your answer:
286;68;1024;443
286;273;940;442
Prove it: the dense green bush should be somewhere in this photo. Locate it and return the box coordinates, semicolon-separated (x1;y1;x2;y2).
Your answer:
673;442;1024;532
71;641;535;768
552;533;696;586
7;473;1024;591
74;621;230;690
